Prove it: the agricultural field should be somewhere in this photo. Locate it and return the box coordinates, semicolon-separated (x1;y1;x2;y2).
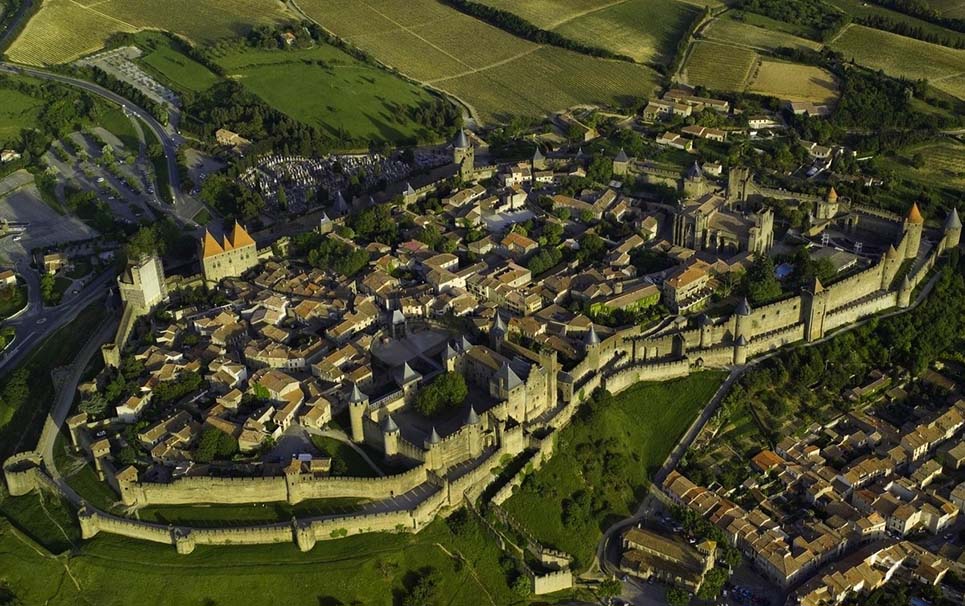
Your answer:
6;0;291;65
926;0;965;19
878;139;965;191
501;372;726;569
747;60;839;103
0;86;42;144
211;43;445;143
297;0;661;123
825;0;965;46
704;14;822;52
480;0;700;65
681;40;759;92
830;24;965;99
135;33;220;93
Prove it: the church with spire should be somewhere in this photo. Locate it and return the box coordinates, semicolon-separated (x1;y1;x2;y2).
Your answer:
200;221;259;285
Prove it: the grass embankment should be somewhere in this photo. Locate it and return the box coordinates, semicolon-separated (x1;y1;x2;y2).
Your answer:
0;302;107;460
502;371;726;569
0;284;27;319
0;509;527;606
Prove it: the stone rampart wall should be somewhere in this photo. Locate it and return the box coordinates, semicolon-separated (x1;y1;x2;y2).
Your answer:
531;569;574;595
137;475;287;506
824;292;898;332
746;324;805;357
604;359;691;394
826;263;885;311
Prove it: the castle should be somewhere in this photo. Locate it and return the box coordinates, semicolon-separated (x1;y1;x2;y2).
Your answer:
452;129;474;180
201;222;259;284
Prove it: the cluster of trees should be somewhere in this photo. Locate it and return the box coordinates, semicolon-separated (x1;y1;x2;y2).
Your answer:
441;0;632;61
198;173;266;222
195;427;238;463
81;67;167;124
400;568;441;606
346;204;399;245
527;246;563;276
866;0;965;34
81;356;145;418
0;78;97;166
152;371;202;406
666;8;710;75
856;14;965;48
413;372;468;417
293;231;370;277
733;0;849;40
39;272;60;306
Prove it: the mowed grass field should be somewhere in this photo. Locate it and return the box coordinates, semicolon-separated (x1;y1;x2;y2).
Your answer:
826;0;965;46
502;372;726;568
748;60;839;103
0;86;42;144
297;0;660;122
212;44;443;142
704;15;822;52
6;0;291;65
830;24;965;99
682;40;759;92
480;0;699;65
136;33;220;93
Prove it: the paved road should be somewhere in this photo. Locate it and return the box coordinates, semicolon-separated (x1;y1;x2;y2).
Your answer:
0;266;117;376
39;315;118;475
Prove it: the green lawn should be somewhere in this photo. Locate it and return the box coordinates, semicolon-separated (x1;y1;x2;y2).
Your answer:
502;371;726;569
136;32;221;93
95;106;141;151
310;435;382;477
0;283;27;319
212;43;442;144
137;497;367;527
0;86;42;145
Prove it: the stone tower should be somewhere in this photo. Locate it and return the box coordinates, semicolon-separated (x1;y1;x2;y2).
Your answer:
424;427;442;470
902;202;924;260
801;277;830;342
943;208;962;250
612;148;629;177
733;335;748;365
490;313;506;349
382;415;399;458
118;254;167;314
816;186;839;221
727;166;752;202
733;297;752;343
698;314;713;349
897;274;913;308
583;324;601;370
452;129;474;180
348;383;368;443
532;146;546;171
682;161;708;199
465;406;483;458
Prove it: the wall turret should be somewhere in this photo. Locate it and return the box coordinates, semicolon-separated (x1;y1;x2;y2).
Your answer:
734;297;752;342
452;129;474;180
77;504;100;539
943;208;962;251
802;277;830;342
293;518;316;552
533;146;546;171
490;313;506;349
612;148;629;177
733;335;748;365
698;314;713;349
348;383;368;443
466;407;483;458
424;427;442;470
383;415;400;458
583;324;601;370
902;202;924;260
881;244;902;289
2;452;42;496
897;274;913;308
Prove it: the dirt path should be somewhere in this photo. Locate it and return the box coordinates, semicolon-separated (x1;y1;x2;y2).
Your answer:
542;0;628;31
433;543;497;606
425;46;543;84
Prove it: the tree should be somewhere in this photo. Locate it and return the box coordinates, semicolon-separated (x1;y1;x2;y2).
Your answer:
744;255;782;304
512;575;532;597
414;372;468;416
598;579;622;598
40;272;57;305
402;568;440;606
195;428;238;463
666;587;692;606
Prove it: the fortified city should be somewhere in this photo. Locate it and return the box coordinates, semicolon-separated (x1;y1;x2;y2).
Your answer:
1;1;965;605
